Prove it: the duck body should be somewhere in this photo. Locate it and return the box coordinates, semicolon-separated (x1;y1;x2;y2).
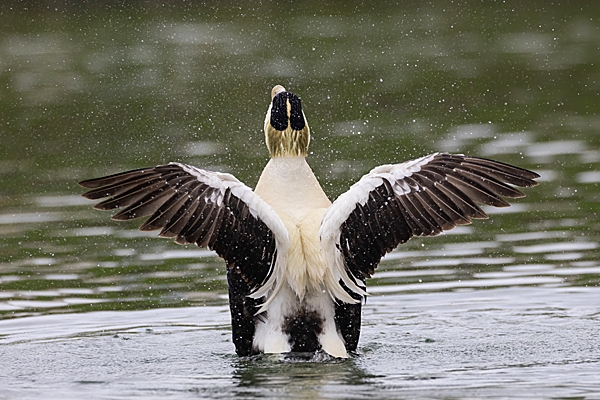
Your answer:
243;156;349;357
80;85;539;358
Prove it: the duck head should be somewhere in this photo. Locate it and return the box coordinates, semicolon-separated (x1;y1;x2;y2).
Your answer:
264;85;310;157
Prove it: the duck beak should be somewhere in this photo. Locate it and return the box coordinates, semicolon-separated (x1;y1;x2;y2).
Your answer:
271;85;286;99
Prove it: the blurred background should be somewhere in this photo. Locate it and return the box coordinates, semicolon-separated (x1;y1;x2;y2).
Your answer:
0;1;599;397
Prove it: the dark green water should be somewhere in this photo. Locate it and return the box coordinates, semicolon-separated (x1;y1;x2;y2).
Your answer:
1;1;599;398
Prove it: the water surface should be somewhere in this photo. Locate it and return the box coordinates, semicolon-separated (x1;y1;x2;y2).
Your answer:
1;1;599;398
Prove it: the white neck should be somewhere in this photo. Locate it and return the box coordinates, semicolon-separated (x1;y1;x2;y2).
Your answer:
254;156;331;223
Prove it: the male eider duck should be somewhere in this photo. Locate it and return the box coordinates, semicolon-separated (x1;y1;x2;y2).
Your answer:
79;85;539;358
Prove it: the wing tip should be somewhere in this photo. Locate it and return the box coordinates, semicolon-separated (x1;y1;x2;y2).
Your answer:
79;179;103;190
110;213;134;221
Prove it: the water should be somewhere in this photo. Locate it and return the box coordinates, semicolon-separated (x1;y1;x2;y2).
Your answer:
1;1;600;398
1;288;599;398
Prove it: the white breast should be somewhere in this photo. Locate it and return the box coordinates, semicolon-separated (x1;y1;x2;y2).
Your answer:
254;156;331;223
252;156;347;357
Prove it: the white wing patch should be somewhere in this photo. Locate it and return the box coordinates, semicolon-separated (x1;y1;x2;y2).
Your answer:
175;162;291;309
319;153;438;300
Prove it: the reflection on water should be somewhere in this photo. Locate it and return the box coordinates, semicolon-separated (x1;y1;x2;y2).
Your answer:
1;1;600;398
232;355;374;396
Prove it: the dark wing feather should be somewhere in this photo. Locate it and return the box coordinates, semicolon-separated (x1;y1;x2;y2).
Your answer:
321;153;539;295
80;163;288;291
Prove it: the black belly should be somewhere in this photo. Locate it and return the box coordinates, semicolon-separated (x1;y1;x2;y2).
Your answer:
227;266;364;356
283;310;324;352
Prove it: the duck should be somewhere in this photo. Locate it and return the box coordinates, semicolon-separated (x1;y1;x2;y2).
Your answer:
79;85;539;358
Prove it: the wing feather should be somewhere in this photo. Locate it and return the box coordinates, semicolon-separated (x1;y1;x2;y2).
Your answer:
320;153;539;299
139;180;197;231
93;178;166;211
410;188;455;231
80;163;289;295
111;187;175;221
161;193;203;239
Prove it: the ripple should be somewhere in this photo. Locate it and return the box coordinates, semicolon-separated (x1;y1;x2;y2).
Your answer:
17;290;62;297
479;132;533;156
439;123;495;151
44;274;79;281
382;246;485;262
0;276;21;284
482;203;530;214
551;266;600;276
477;263;600;279
28;258;56;266
113;248;136;256
6;300;68;309
504;264;555;272
411;258;464;267
575;171;600;183
0;212;63;224
62;298;107;305
369;276;564;294
0;303;20;311
496;231;571;242
374;269;454;279
66;227;115;237
0;306;227;344
139;249;217;261
525;140;587;159
58;288;95;295
35;195;91;207
513;241;598;254
545;252;584;261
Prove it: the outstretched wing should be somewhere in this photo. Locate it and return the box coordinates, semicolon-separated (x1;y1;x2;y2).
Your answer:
79;163;289;292
320;153;539;298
